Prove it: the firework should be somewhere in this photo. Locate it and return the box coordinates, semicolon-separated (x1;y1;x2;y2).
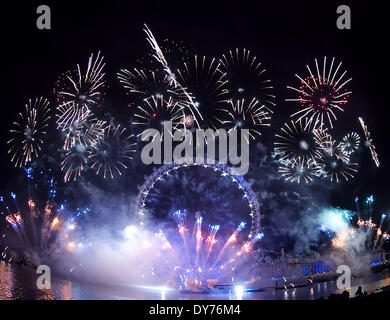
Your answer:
1;189;78;266
359;117;380;167
61;144;90;182
287;57;352;128
320;203;389;253
278;158;320;184
339;132;360;156
61;116;107;150
274;117;320;163
213;221;247;267
175;55;229;129
89;124;136;179
204;224;220;265
117;69;179;105
54;51;106;111
8;98;51;168
315;145;357;182
56;102;91;131
132;160;262;289
219;48;275;108
220;98;272;142
313;126;351;163
133;95;184;140
167;212;259;290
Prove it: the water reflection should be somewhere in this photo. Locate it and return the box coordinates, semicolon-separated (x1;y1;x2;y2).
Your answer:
1;262;390;300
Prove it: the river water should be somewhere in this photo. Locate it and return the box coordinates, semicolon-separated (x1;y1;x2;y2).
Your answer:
1;262;390;300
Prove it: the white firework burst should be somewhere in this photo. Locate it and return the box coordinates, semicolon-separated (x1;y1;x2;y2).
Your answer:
274;117;320;163
117;68;179;105
8;98;51;167
279;158;320;184
61;144;90;182
219;48;276;109
133;95;185;141
314;146;357;182
340;132;360;156
61;117;107;150
54;51;106;110
175;55;229;129
220;98;272;142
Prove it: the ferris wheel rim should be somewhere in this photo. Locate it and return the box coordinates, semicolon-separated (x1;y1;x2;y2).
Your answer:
134;158;262;239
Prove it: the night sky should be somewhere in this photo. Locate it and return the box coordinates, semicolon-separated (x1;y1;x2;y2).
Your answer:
1;1;389;218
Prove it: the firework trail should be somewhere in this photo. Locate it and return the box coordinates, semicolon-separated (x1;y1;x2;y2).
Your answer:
117;38;189;106
143;24;203;127
219;48;276;109
54;51;106;111
275;117;320;163
204;224;220;266
356;212;389;251
173;209;190;263
133;95;185;140
278;158;320;184
194;214;203;266
340;132;360;156
143;25;178;86
365;195;374;220
359;117;380;167
286;56;352;128
7;98;51;168
220;98;272;142
156;38;190;72
159;212;262;290
175;55;229;129
213;221;247;267
89;123;136;179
